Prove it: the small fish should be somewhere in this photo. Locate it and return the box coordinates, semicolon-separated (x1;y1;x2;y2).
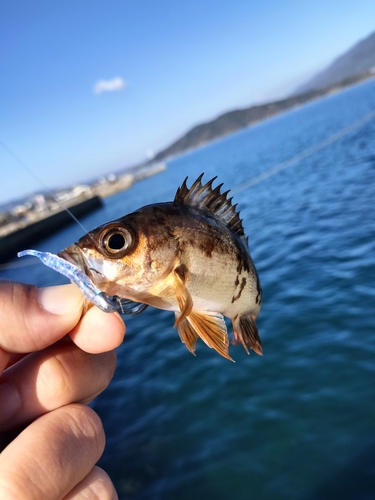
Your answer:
56;174;262;361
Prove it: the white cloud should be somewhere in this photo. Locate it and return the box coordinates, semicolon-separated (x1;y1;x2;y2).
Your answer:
93;77;127;94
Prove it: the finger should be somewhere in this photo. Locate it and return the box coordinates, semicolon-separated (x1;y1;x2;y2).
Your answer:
0;342;116;431
63;466;118;500
69;306;126;354
0;348;10;375
0;404;105;500
0;280;84;354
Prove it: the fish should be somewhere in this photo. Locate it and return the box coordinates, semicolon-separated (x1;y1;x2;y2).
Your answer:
58;174;263;361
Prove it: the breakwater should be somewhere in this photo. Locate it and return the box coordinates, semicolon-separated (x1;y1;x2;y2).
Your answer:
0;196;102;263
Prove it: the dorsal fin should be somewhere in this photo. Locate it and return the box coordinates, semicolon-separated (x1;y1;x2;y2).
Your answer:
174;173;248;243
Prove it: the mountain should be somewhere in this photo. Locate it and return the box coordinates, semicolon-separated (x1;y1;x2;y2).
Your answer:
151;89;327;162
151;31;375;163
295;30;375;94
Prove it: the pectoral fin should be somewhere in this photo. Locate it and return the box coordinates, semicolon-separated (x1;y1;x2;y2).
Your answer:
232;315;263;355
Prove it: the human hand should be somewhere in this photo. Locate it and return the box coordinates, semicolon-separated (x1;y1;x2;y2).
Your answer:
0;280;125;499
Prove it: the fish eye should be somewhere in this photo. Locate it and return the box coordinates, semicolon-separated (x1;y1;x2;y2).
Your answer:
100;225;134;258
107;232;126;250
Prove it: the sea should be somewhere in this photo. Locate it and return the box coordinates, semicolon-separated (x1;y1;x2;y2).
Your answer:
1;78;375;500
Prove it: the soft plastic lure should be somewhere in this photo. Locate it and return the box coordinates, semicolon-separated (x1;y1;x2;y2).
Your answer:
18;249;121;313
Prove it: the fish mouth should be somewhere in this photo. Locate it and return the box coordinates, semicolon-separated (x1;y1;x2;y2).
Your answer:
58;245;91;275
58;244;108;285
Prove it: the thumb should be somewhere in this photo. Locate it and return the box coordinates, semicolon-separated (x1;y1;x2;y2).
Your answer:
0;280;84;357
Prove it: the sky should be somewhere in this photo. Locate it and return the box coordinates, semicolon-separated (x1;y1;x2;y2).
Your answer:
1;0;375;204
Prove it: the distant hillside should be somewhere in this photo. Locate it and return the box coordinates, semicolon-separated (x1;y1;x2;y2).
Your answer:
295;30;375;94
151;31;375;163
152;73;372;163
151;89;318;163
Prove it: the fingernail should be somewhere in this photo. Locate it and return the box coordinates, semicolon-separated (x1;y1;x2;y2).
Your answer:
0;382;21;427
37;284;84;315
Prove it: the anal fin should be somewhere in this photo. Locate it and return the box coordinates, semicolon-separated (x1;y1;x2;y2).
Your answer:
232;315;263;355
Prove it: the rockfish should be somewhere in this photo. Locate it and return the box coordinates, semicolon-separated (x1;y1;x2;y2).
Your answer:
59;174;262;360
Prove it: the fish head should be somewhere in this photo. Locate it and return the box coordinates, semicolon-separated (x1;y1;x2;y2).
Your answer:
58;206;180;300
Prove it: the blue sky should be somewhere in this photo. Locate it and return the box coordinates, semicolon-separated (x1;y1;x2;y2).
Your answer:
1;0;374;204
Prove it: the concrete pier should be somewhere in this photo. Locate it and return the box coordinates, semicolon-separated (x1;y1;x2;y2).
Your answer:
0;196;103;263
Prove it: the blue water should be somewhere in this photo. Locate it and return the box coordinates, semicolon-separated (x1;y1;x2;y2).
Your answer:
2;78;375;499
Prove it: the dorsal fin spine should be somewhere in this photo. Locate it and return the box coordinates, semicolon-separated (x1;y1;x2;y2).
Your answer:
174;173;247;243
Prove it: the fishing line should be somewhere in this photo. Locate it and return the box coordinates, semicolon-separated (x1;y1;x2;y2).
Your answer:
0;140;105;271
232;107;375;194
1;106;375;272
0;140;91;236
